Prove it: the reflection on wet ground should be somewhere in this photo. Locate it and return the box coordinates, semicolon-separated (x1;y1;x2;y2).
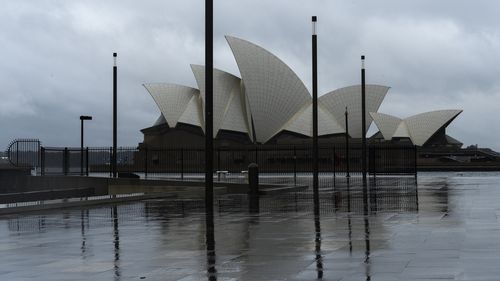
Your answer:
1;172;500;280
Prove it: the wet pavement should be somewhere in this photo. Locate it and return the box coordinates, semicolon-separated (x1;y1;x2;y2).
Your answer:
0;172;499;280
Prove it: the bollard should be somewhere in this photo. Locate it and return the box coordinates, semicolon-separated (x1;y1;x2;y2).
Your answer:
248;163;259;213
40;147;45;176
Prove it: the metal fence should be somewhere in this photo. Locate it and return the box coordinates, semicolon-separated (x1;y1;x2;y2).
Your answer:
35;144;417;186
6;139;41;168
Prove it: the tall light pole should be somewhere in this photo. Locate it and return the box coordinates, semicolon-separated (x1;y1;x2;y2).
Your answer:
312;16;319;215
205;1;216;280
112;52;118;178
361;55;367;185
205;0;214;219
80;115;92;176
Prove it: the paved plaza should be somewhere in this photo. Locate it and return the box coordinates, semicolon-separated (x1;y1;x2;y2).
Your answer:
0;172;499;280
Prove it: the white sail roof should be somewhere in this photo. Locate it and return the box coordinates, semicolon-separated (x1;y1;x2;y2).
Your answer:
152;114;167;126
393;122;411;139
143;83;199;128
190;65;249;135
178;94;203;127
320;85;390;138
226;36;311;143
370;112;402;141
219;81;251;134
404;110;462;146
283;103;345;137
143;36;463;147
371;109;463;146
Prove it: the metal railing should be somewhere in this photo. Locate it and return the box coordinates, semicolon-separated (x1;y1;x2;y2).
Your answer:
6;139;41;168
35;144;417;185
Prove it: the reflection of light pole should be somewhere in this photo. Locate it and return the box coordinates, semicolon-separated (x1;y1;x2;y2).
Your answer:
347;180;352;253
112;206;121;279
312;16;319;215
345;107;350;178
363;209;371;278
80;115;92;176
314;213;323;279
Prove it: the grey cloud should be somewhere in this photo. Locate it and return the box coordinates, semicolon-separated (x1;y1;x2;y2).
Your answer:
0;0;499;150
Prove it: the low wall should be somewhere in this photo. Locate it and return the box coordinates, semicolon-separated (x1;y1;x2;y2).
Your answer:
0;168;31;193
0;173;109;195
0;169;305;203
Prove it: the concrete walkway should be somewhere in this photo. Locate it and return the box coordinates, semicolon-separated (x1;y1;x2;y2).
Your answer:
6;173;496;280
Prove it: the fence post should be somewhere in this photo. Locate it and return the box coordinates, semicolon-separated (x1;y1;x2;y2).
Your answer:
372;146;377;179
37;141;41;174
63;147;68;176
144;147;148;179
248;163;259;213
346;143;350;179
180;148;184;180
253;146;258;166
86;147;89;176
40;147;45;176
414;145;418;183
333;146;336;188
217;148;221;181
109;147;112;178
293;146;297;186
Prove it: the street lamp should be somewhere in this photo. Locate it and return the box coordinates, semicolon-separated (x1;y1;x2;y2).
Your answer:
361;55;367;186
312;16;319;215
205;0;214;218
80;115;92;176
205;1;216;280
112;52;118;178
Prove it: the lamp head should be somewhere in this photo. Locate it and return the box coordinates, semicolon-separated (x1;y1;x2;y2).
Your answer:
312;16;317;35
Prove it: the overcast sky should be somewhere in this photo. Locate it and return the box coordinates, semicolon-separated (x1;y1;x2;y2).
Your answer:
1;0;500;150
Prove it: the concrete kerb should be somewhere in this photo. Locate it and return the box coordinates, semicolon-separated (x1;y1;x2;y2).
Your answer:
0;193;177;216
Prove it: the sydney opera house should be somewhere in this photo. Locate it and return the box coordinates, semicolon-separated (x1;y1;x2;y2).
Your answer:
139;36;462;149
